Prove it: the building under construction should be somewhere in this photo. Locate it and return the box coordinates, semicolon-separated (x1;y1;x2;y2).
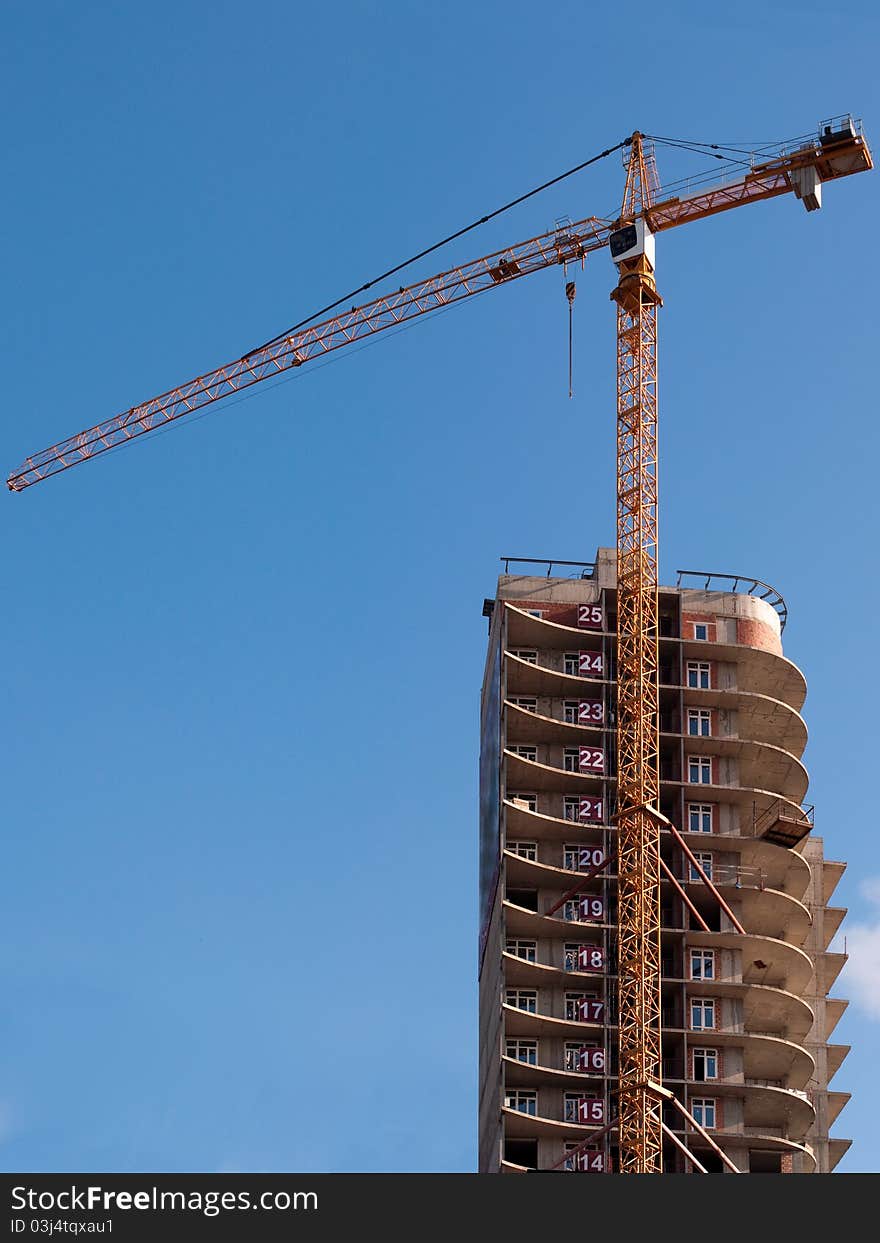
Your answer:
478;550;850;1173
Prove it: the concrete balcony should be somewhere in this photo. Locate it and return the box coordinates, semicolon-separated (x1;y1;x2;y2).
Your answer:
504;651;609;697
676;637;807;711
503;849;593;890
503;799;606;843
503;1055;604;1089
742;1083;816;1139
672;733;809;804
502;1106;600;1140
505;603;610;650
502;1003;603;1043
681;929;814;993
828;1138;851;1170
676;685;807;755
671;1126;818;1172
503;900;607;942
505;700;606;745
680;978;814;1043
501;949;605;990
680;1030;815;1088
679;881;813;947
504;750;606;795
663;779;814;843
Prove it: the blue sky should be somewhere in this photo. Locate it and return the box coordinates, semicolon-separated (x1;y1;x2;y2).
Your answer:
1;0;878;1173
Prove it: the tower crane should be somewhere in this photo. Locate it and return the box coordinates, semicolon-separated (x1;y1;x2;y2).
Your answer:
7;116;872;1174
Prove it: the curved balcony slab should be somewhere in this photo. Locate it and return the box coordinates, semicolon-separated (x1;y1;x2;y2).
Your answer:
502;1004;604;1042
742;1083;816;1138
505;603;609;650
504;900;607;941
503;849;595;890
672;833;812;900
682;930;814;994
503;1106;601;1140
505;750;606;794
506;688;807;757
675;1029;815;1088
505;651;610;697
503;1056;604;1088
504;799;606;843
675;638;807;711
668;734;808;804
667;881;811;946
728;839;811;900
735;885;811;945
505;701;606;745
657;1074;816;1135
664;780;812;840
667;1125;816;1172
502;950;604;990
679;979;814;1043
675;686;807;755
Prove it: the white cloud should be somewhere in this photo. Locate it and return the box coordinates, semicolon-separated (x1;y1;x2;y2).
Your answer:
838;878;880;1021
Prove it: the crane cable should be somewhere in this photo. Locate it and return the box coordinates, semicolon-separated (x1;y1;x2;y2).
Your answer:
244;137;632;358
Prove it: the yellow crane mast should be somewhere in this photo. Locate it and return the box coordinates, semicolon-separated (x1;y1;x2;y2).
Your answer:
612;133;664;1172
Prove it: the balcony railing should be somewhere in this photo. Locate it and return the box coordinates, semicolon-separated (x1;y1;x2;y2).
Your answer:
753;799;814;848
501;556;596;580
675;569;788;631
675;862;766;889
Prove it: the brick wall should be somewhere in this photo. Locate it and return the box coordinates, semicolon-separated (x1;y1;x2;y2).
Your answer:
682;611;718;642
736;617;782;656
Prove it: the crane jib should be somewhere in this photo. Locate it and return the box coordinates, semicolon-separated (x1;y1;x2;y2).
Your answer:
6;125;871;492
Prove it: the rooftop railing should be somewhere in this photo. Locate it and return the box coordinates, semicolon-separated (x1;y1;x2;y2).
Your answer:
675;569;788;631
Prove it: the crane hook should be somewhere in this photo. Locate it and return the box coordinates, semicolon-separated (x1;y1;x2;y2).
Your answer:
566;280;576;399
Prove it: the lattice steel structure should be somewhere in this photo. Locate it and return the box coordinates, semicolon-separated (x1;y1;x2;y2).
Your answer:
611;134;664;1173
